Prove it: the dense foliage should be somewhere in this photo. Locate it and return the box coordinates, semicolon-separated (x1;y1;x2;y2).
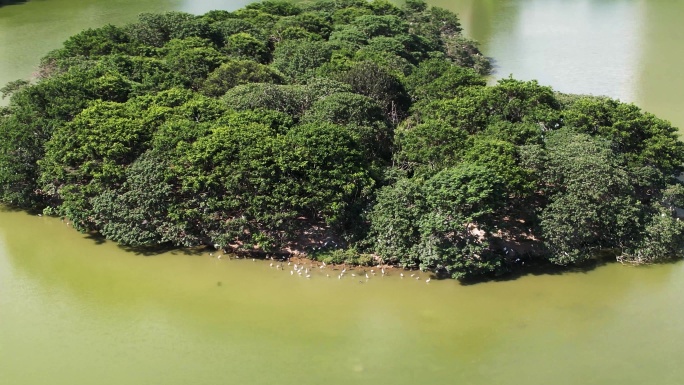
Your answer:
1;0;683;280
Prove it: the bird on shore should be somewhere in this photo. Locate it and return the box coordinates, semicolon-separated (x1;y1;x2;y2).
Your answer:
400;273;404;278
426;278;431;283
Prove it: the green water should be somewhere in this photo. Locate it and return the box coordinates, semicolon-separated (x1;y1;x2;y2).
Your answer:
3;208;684;385
2;1;684;384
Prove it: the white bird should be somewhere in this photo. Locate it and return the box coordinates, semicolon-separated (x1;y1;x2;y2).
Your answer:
426;278;431;283
400;273;404;278
415;276;420;280
342;268;347;274
365;273;369;279
270;262;274;267
306;274;311;279
410;273;415;277
338;275;342;279
351;273;356;277
290;271;294;275
252;258;256;262
218;255;222;259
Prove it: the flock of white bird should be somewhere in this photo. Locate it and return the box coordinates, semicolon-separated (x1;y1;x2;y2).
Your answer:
209;252;432;283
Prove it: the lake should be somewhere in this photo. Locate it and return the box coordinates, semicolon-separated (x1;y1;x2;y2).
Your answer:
2;1;684;384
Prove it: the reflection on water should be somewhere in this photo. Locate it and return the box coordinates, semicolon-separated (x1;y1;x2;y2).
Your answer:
442;0;645;102
439;0;684;131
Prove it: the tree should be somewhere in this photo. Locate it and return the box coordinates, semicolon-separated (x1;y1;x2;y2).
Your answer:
537;130;642;265
337;61;411;123
417;163;507;279
201;60;284;97
62;25;136;58
271;39;333;82
408;61;486;101
92;150;194;247
563;96;684;178
301;92;391;162
126;12;217;47
163;37;225;90
394;120;468;176
223;33;270;63
368;177;426;266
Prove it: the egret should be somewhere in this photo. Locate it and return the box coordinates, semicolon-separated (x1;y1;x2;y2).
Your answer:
426;278;431;283
365;273;369;279
400;273;404;278
290;271;294;275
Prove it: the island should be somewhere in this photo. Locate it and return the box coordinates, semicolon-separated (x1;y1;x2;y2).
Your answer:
1;0;682;280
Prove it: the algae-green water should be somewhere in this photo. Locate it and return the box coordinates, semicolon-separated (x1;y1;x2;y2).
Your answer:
2;1;684;384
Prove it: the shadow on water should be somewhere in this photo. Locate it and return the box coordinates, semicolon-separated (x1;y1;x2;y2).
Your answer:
0;0;29;7
82;232;106;245
457;255;615;286
118;243;206;257
0;204;25;213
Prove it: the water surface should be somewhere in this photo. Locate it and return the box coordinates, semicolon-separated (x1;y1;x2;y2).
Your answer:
2;208;684;385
